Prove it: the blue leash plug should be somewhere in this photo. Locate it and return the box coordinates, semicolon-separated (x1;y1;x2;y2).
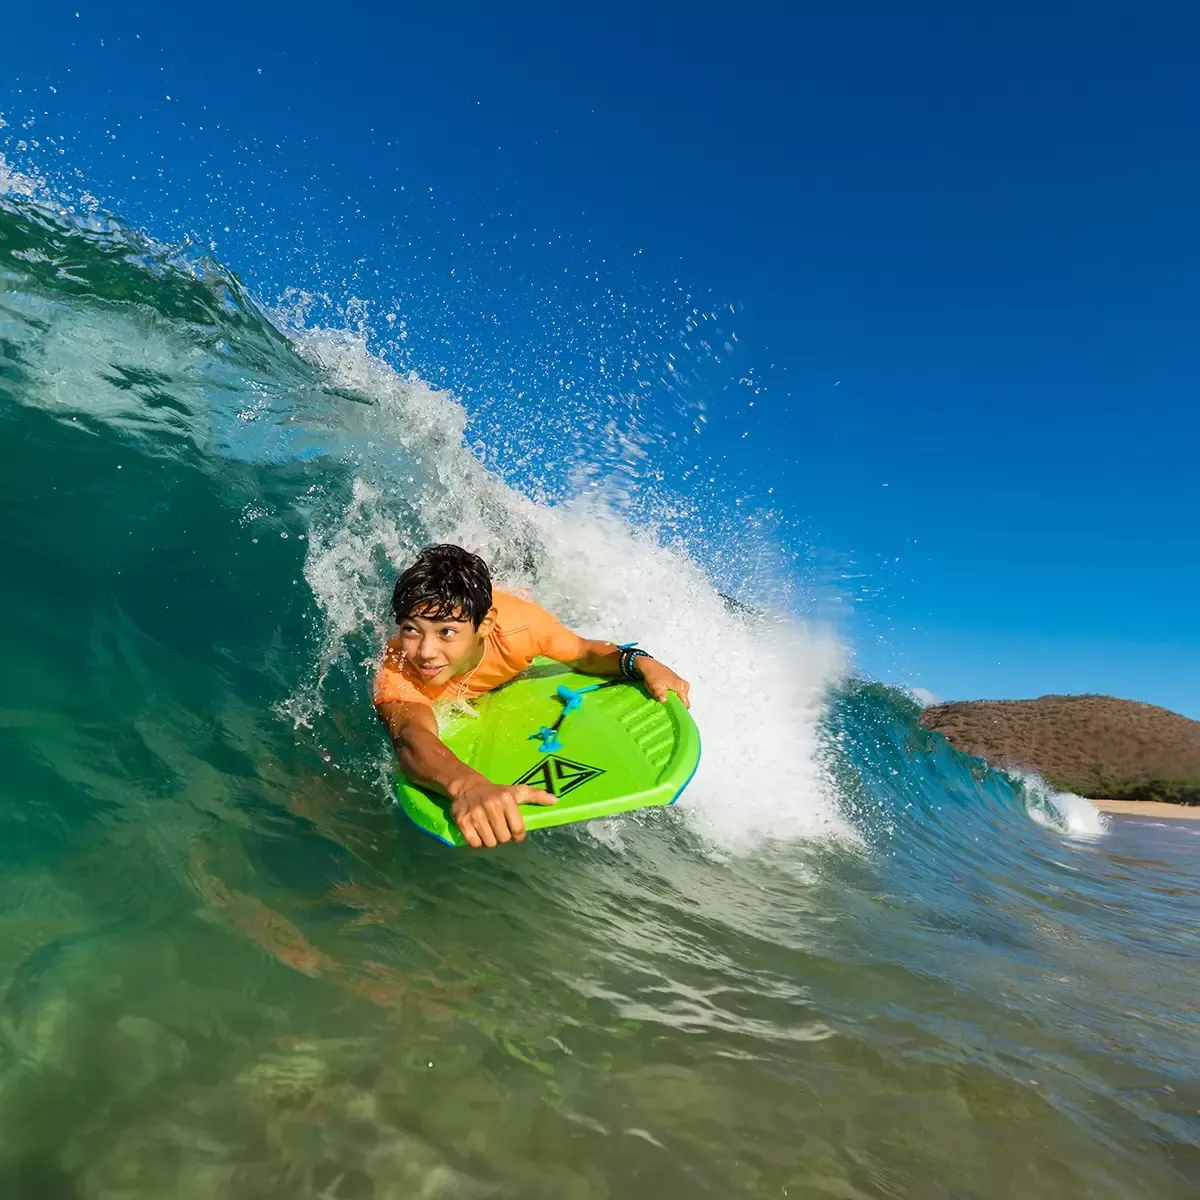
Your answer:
529;726;563;753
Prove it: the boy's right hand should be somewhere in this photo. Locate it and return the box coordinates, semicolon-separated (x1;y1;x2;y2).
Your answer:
448;777;557;848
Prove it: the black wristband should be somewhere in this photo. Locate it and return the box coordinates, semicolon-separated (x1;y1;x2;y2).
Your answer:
619;646;652;681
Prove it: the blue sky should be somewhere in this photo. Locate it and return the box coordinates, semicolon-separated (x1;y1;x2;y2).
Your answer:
4;0;1199;717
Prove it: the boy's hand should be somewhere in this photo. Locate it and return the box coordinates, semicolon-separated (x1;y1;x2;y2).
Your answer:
448;777;557;848
637;658;692;709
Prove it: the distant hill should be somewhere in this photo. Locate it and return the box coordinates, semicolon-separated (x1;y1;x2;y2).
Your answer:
919;694;1200;805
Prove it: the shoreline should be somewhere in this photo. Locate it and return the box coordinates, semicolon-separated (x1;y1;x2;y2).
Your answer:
1089;798;1200;821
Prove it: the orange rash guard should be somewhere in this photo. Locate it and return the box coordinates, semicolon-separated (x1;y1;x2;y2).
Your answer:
372;589;590;710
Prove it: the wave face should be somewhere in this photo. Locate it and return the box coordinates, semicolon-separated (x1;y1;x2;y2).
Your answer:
2;190;1198;1199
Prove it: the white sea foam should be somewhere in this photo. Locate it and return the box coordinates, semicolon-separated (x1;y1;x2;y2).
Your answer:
1017;770;1109;839
290;326;852;848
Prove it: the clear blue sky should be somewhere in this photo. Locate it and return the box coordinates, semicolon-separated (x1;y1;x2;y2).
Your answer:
4;0;1199;717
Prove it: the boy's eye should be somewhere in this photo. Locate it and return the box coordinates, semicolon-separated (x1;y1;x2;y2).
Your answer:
440;628;457;638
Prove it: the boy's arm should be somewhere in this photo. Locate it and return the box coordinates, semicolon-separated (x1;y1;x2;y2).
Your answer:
564;638;693;710
375;701;556;848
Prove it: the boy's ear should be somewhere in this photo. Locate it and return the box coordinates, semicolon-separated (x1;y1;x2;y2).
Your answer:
476;606;498;637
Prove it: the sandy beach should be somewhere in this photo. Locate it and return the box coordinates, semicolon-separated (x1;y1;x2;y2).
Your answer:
1090;798;1200;821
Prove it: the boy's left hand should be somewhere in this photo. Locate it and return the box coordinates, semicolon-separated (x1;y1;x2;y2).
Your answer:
638;658;691;709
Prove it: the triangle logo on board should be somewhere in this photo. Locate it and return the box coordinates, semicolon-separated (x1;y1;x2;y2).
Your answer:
514;755;605;797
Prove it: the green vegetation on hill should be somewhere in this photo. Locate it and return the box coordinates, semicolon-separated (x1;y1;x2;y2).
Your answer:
1045;775;1200;806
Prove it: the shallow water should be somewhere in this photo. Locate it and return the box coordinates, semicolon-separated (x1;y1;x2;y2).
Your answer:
2;191;1199;1199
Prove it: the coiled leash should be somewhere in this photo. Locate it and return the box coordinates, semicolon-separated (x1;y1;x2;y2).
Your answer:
527;644;651;754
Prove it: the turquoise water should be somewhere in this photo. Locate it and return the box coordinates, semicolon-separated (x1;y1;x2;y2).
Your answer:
2;190;1199;1199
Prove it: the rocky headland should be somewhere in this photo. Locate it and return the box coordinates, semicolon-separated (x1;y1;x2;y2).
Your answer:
919;694;1200;806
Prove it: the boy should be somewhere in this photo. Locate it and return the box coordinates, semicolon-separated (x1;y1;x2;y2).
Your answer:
374;544;691;848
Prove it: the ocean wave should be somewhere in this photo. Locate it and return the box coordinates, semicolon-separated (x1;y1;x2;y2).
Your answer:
3;185;1198;1199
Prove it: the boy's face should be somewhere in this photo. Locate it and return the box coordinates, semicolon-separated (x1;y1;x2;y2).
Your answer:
396;606;495;686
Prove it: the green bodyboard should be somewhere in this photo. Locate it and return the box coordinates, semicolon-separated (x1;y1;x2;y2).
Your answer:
395;659;701;846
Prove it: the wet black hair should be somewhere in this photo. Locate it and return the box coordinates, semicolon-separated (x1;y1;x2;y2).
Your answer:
390;544;493;628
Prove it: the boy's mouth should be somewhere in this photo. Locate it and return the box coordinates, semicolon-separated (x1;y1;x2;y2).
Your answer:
413;662;447;679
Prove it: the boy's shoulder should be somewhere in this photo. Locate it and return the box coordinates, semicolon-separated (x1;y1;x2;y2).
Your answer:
492;588;546;635
492;589;585;664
